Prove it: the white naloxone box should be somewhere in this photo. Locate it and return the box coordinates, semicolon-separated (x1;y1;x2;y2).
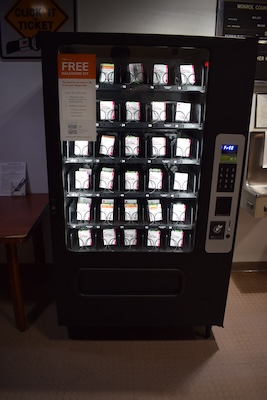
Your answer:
124;229;137;246
180;64;196;85
75;168;92;189
99;167;115;189
99;135;115;156
100;199;114;221
153;64;168;85
147;229;161;247
99;63;114;84
176;138;191;157
125;170;139;190
152;136;166;157
175;102;191;122
100;100;115;120
74;141;89;156
103;228;116;246
126;101;141;121
173;172;189;191
170;229;184;247
125;135;140;156
148;168;163;190
172;202;186;222
148;199;162;222
124;199;138;221
151;101;166;121
77;197;92;221
78;229;92;247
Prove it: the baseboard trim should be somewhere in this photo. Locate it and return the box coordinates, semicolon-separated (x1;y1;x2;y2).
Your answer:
232;261;267;272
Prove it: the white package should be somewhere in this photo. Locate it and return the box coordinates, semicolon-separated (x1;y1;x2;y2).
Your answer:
170;230;184;248
78;229;92;247
124;229;137;246
153;64;168;85
100;199;114;221
100;100;115;120
124;199;138;221
147;229;161;247
74;141;89;156
173;172;189;191
176;138;191;157
148;199;162;222
148;168;163;190
99;63;114;84
99;167;115;189
126;101;140;121
77;197;92;221
125;170;139;190
125;135;140;156
75;168;92;189
152;136;166;157
180;64;196;85
99;135;115;156
172;203;186;222
128;63;144;83
151;101;166;121
103;228;116;246
175;102;191;122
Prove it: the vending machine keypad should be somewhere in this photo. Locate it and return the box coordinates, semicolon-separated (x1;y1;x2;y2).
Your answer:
217;164;237;192
205;134;245;253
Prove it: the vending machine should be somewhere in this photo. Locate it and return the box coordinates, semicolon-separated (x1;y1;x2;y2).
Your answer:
40;32;257;338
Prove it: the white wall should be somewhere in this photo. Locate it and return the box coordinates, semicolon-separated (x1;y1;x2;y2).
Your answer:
0;61;48;193
1;0;267;263
77;0;217;36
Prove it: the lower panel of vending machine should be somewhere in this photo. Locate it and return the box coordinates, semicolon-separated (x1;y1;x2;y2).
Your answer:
54;251;232;340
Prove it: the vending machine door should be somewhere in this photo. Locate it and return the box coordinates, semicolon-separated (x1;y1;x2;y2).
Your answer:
56;44;209;255
41;33;257;335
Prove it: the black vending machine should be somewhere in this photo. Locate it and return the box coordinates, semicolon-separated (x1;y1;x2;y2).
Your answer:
40;32;257;338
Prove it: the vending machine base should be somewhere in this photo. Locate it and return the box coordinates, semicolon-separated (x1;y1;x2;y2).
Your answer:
66;325;213;340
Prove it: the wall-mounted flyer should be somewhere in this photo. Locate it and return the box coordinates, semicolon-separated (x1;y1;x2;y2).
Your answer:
255;93;267;128
58;53;96;141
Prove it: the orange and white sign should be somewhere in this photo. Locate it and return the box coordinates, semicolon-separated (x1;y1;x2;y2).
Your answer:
5;0;68;38
58;54;97;141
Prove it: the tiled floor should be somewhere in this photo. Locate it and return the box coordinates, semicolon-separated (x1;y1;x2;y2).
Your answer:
0;269;267;399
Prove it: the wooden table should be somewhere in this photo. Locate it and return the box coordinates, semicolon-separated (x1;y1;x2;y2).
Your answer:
0;193;49;331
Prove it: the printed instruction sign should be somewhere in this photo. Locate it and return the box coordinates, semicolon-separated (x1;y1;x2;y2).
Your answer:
255;93;267;128
58;53;97;141
0;162;26;196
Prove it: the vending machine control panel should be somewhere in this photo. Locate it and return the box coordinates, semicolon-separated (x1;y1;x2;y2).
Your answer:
205;134;245;253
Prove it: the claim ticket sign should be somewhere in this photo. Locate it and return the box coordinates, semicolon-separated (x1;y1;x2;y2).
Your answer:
58;53;96;141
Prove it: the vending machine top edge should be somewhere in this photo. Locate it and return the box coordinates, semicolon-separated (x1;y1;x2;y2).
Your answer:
39;32;257;337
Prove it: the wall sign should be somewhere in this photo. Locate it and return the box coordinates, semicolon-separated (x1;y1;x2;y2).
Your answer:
255;93;267;128
0;0;75;59
222;1;267;38
216;0;267;80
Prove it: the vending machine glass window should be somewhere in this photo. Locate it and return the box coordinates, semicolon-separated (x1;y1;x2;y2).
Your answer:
59;44;209;254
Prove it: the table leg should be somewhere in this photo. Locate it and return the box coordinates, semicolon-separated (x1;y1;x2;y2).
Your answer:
5;243;26;331
32;221;46;280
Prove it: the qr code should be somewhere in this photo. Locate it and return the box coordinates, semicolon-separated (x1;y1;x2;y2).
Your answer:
68;123;78;135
